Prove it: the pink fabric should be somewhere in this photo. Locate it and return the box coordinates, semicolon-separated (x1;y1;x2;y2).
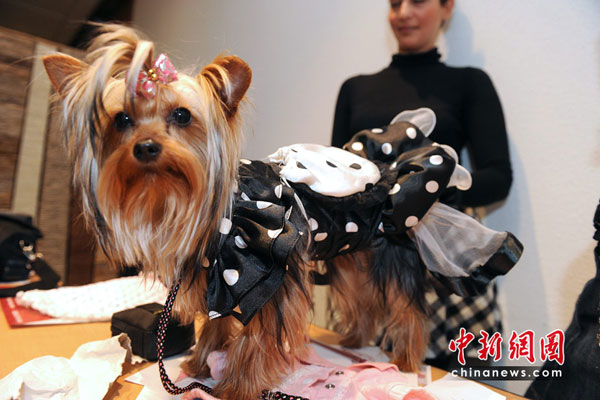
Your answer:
206;351;227;381
205;347;435;400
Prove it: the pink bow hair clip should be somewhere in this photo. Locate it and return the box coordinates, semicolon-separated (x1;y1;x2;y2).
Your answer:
135;53;178;99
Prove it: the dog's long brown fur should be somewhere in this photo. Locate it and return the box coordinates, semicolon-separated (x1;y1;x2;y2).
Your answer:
328;250;428;372
182;267;312;396
43;24;429;399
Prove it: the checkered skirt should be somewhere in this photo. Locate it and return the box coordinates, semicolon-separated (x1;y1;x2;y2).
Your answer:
425;282;502;359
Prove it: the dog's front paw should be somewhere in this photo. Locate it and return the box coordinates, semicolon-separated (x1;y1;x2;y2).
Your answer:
181;388;221;400
391;355;421;373
338;331;364;348
211;381;261;400
181;357;212;379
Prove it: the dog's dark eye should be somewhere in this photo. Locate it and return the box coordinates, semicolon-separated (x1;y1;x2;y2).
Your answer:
114;112;134;131
169;107;192;127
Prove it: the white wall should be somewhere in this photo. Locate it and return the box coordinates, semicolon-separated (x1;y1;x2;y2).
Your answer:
133;0;600;394
133;1;396;156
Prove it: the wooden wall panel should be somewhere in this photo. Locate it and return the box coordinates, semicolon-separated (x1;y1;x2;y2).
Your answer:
0;26;107;285
37;105;72;280
0;30;34;209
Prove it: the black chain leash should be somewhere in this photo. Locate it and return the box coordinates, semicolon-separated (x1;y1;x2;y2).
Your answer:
157;278;212;395
157;279;309;400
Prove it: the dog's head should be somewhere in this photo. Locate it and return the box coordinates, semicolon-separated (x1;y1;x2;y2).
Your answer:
43;24;251;282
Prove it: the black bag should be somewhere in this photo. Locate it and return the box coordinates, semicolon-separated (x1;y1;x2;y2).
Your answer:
0;213;42;282
111;302;195;361
0;213;61;297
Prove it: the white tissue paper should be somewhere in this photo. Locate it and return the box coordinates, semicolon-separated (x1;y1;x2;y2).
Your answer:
15;275;168;322
0;334;133;400
126;351;217;400
424;373;506;400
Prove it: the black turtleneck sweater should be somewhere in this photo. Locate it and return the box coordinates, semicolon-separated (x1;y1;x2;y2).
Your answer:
331;48;512;207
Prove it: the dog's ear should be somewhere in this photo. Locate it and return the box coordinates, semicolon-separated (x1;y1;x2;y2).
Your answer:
200;55;252;118
42;54;88;98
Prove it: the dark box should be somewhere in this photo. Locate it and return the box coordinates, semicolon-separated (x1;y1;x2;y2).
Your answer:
111;302;195;361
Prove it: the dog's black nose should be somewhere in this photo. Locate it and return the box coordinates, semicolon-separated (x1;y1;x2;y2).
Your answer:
133;139;162;162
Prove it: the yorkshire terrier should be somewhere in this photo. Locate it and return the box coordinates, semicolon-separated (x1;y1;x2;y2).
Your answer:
43;24;521;399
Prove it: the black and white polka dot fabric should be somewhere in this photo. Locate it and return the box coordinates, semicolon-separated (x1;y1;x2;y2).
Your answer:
269;144;381;197
266;122;458;260
343;120;457;236
204;109;521;327
206;141;451;322
206;161;305;325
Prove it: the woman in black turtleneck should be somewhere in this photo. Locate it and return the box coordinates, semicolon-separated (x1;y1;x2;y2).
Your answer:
332;0;513;369
332;0;512;208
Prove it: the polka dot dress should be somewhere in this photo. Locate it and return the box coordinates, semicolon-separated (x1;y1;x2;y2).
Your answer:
205;120;456;325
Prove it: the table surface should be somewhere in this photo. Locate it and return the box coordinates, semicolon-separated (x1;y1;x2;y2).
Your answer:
0;315;526;399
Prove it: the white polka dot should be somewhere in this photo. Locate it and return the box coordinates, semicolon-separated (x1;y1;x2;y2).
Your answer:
285;207;293;220
339;244;350;252
256;201;272;209
309;218;319;231
351;142;364;151
405;216;419;227
219;218;232;234
371;128;383;134
314;232;328;242
274;184;283;199
425;180;439;193
240;158;251;165
234;235;247;249
223;269;239;286
382;142;393;155
345;222;358;232
389;161;397;170
241;192;250;201
389;183;401;195
201;257;210;268
268;228;282;238
208;311;221;319
429;155;443;165
406;127;417;139
378;222;384;232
